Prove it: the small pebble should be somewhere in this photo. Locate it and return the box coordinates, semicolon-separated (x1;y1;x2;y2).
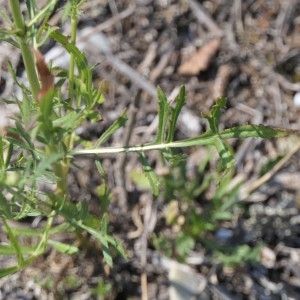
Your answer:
293;92;300;107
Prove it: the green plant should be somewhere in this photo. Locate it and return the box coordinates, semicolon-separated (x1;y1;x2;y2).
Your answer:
214;244;261;268
151;150;242;262
91;279;112;299
0;0;296;278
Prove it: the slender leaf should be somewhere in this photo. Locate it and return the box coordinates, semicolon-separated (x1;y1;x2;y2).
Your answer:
101;214;113;265
76;200;89;222
48;240;79;254
204;97;227;133
96;182;111;216
138;151;160;198
47;25;90;73
0;193;13;218
53;110;82;130
213;137;234;169
7;61;28;91
0;8;13;26
27;0;58;27
14;202;40;220
79;222;113;267
95;111;128;147
7;226;44;236
167;85;186;143
15;122;35;152
219;124;294;139
3;219;24;266
20;92;33;124
49;223;74;235
5;142;14;169
0;244;35;255
0;265;19;278
39;89;54;120
0;137;4;169
95;159;111;214
156;87;170;143
0;29;18;47
25;152;64;186
95;159;105;177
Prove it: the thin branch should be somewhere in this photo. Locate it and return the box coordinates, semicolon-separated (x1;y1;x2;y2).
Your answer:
239;141;300;201
188;0;222;36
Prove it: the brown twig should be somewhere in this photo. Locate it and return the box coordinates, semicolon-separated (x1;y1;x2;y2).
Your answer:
212;64;235;99
114;90;142;213
140;196;157;300
239;140;300;201
149;45;174;82
188;0;223;36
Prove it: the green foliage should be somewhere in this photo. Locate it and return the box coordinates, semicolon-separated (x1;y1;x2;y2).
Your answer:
0;0;297;279
215;244;261;268
91;279;112;298
259;154;284;176
0;0;125;277
151;149;242;262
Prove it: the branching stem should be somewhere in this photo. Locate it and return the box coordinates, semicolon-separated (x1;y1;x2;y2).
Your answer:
9;0;40;97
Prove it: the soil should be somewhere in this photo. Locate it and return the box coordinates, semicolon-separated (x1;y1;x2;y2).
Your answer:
1;0;300;299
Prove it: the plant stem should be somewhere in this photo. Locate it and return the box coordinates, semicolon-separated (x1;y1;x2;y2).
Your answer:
46;144;69;197
53;159;69;196
68;0;78;100
71;124;291;156
32;210;56;257
68;1;81;152
9;0;40;98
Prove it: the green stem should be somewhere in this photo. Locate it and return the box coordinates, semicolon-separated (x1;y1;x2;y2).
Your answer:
71;124;291;156
9;0;40;97
71;136;219;156
32;210;56;257
68;1;78;100
53;159;69;196
46;144;69;196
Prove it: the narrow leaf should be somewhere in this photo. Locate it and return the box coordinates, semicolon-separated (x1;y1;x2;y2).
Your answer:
0;29;18;47
3;219;24;266
79;222;113;267
219;124;296;139
138;151;160;198
0;244;35;255
213;137;234;169
156;87;170;143
53;110;82;130
99;214;112;266
0;136;4;168
0;193;13;218
167;85;186;142
15;122;35;151
5;142;14;169
95;159;111;214
95;111;128;147
48;240;79;254
38;90;54;132
7;61;28;90
6;226;44;236
27;0;58;27
47;25;90;72
204;97;227;133
0;265;19;278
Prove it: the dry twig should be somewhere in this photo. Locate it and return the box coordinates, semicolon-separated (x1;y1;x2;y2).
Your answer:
239;141;300;201
188;0;222;35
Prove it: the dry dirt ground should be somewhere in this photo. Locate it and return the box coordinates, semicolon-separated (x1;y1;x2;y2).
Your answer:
1;0;300;299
